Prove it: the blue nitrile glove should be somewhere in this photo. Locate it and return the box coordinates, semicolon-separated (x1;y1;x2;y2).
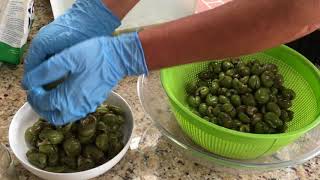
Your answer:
22;32;148;125
24;0;121;73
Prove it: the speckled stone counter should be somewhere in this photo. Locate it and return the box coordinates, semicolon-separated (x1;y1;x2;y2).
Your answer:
1;1;320;179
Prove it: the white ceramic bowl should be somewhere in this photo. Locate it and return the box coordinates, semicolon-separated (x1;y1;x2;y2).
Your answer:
9;91;134;180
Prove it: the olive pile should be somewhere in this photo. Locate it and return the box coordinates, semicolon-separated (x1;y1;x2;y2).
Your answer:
24;104;125;173
186;60;296;134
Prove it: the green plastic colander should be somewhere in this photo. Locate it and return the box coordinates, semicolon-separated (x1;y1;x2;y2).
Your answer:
160;45;320;160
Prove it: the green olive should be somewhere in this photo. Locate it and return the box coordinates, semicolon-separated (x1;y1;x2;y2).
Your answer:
238;66;251;77
233;120;242;127
209;62;222;73
261;71;274;88
27;152;47;169
251;63;264;75
83;145;105;163
241;94;256;106
287;110;294;121
218;88;228;96
77;156;95;171
196;86;210;98
205;94;218;106
264;112;283;128
232;78;241;90
255;88;270;104
246;106;258;117
248;75;261;89
25;127;38;147
48;153;59;166
222;61;234;71
219;72;225;81
281;88;296;100
39;144;58;155
95;106;111;115
269;94;278;103
212;106;221;116
198;70;212;80
95;133;109;152
210;116;219;124
60;152;77;169
78;115;97;137
280;110;290;122
222;103;234;113
238;112;250;123
252;113;263;125
264;63;278;73
277;98;292;109
239;125;250;133
187;95;201;107
220;76;233;88
225;69;235;76
240;76;249;84
39;129;64;145
218;95;230;104
203;116;210;121
186;81;198;94
197;80;209;87
238;84;250;94
274;74;284;88
210;81;220;95
254;121;267;134
266;102;281;116
231;95;241;107
63;138;81;157
236;105;247;114
78;133;95;144
198;103;208;115
107;105;125;115
191;108;201;117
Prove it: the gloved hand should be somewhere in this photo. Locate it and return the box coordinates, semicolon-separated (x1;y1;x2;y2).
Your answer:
24;0;121;73
22;32;148;125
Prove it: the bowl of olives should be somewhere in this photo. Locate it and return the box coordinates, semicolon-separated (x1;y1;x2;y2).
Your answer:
160;45;320;159
9;91;134;180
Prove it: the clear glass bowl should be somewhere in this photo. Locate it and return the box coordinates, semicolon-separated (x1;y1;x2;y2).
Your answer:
137;71;320;170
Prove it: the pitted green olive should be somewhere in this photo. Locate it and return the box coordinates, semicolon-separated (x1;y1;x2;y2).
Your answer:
255;88;270;104
196;86;210;98
222;61;234;71
206;94;218;106
198;103;208;115
186;81;198;94
248;75;261;89
220;76;233;88
266;102;281;116
95;133;109;152
238;112;250;123
210;81;220;94
187;95;201;107
230;95;241;107
241;94;256;106
218;95;230;104
261;71;274;88
63;138;81;157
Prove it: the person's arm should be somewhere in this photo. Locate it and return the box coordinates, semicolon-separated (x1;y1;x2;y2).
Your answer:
102;0;139;19
139;0;320;70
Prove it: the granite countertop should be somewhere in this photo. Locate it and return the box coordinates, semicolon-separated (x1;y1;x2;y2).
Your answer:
1;1;320;179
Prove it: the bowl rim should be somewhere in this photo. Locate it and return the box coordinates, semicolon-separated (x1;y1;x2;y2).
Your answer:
9;91;134;176
159;45;320;139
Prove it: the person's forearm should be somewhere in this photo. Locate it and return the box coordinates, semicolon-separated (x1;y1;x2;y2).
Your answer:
139;0;320;70
102;0;139;19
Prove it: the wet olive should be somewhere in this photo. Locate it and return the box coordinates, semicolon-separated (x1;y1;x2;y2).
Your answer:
241;94;256;106
225;69;235;76
231;95;241;107
219;72;225;81
210;81;220;94
274;74;284;88
210;116;219;124
266;102;281;116
95;106;110;115
255;122;267;134
48;153;59;166
248;75;261;89
287;110;294;121
239;125;250;133
252;113;263;125
240;76;249;84
238;84;250;94
236;105;247;113
197;80;209;87
39;144;58;155
78;115;97;137
251;63;264;75
222;61;234;71
39;129;64;145
209;62;222;73
60;153;77;169
261;71;274;88
63;138;81;157
83;145;105;163
246;106;258;117
281;88;296;100
78;133;95;144
277;98;292;109
198;70;211;80
238;112;250;123
220;76;233;88
222;103;234;113
233;120;242;127
77;156;95;171
196;86;210;98
25;127;38;147
218;87;228;95
232;78;241;90
212;106;221;116
218;95;230;104
186;81;198;94
107;105;125;115
264;112;283;128
95;133;109;152
187;95;201;107
223;119;234;129
27;152;47;169
238;66;251;76
280;110;290;122
255;88;270;104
